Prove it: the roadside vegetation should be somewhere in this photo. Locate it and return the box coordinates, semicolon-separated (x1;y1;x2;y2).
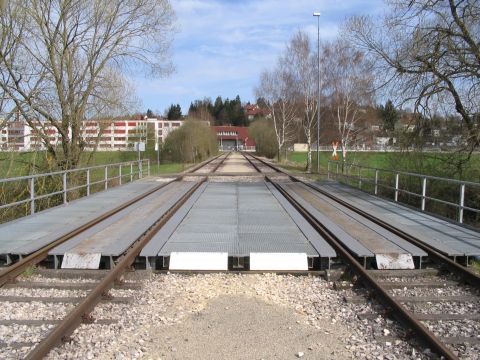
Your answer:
162;120;218;164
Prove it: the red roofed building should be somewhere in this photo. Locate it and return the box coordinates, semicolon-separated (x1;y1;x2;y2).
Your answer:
212;126;255;152
244;104;270;120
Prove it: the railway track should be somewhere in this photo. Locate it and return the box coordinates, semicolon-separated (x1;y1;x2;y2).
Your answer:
1;152;477;359
0;154;229;359
242;152;480;360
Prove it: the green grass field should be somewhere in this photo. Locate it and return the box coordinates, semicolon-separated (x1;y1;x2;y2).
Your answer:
0;151;188;178
283;151;480;182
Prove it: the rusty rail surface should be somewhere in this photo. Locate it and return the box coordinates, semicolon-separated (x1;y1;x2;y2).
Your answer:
210;152;231;173
241;152;262;173
25;178;206;359
184;153;224;173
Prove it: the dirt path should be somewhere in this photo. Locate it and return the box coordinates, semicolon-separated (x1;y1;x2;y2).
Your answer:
141;295;349;360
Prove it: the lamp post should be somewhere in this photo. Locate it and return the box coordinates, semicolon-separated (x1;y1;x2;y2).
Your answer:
313;11;321;173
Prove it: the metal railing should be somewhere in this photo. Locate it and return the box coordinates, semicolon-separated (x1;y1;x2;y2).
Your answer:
327;160;480;225
0;159;150;218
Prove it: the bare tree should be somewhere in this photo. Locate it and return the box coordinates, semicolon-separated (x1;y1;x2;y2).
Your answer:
282;31;317;172
255;63;296;161
0;0;175;169
0;0;25;131
346;0;480;154
323;40;374;162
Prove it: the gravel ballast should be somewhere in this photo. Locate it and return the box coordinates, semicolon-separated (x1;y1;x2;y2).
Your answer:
2;272;477;359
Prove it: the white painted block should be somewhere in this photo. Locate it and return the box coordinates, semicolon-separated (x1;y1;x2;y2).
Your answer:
169;252;228;270
376;253;414;270
62;252;101;269
250;253;308;271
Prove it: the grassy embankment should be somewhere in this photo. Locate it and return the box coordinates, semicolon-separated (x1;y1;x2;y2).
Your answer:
0;151;188;178
282;151;480;182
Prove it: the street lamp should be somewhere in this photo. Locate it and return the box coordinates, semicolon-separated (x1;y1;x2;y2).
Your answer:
313;11;321;173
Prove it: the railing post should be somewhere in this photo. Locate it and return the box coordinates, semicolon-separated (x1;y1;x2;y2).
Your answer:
327;161;330;180
63;172;67;204
358;166;362;189
86;169;90;196
104;166;108;190
421;177;427;211
147;159;150;177
336;162;339;180
138;160;142;179
394;173;399;202
374;170;379;195
119;165;122;185
29;178;35;215
130;163;133;182
459;183;465;224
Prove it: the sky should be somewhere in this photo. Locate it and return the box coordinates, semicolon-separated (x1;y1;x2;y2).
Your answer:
136;0;386;116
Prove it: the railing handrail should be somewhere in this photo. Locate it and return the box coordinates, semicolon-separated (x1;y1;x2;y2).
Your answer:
327;160;479;225
0;159;149;184
328;160;480;187
0;159;150;222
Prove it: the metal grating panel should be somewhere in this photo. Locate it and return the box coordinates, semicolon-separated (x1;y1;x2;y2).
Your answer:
238;225;300;234
168;233;238;244
317;182;479;256
157;182;326;259
176;224;236;234
159;243;236;255
239;233;307;244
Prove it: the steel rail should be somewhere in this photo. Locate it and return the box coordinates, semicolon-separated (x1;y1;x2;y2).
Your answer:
247;153;480;288
183;153;223;173
241;152;262;173
0;177;179;287
210;152;231;173
266;175;459;360
0;153;223;284
25;178;207;359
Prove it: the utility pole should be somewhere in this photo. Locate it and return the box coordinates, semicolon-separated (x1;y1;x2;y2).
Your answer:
313;11;321;174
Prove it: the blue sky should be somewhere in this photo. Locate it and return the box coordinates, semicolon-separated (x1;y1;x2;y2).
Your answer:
135;0;386;116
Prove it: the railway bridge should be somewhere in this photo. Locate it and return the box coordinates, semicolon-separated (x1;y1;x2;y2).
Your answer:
0;152;479;359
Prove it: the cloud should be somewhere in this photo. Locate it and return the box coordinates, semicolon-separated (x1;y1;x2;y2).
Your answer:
136;0;386;114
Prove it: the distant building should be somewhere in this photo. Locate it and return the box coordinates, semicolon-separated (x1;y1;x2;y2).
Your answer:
244;104;270;120
212;126;255;151
0;117;184;151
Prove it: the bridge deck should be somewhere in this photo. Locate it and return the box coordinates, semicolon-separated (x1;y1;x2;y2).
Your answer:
140;182;336;269
49;182;197;260
0;179;171;262
280;182;427;258
312;181;480;257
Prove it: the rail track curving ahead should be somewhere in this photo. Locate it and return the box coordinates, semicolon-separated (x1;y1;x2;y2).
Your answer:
0;153;230;359
242;152;480;360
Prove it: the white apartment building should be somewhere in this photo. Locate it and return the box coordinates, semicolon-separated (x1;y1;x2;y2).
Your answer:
0;117;184;151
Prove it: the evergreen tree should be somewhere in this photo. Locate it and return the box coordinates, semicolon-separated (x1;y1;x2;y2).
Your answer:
213;96;223;119
379;100;399;132
167;104;182;120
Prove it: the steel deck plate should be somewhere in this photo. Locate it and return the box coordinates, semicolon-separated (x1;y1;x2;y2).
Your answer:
315;182;480;257
0;179;164;256
152;182;333;260
50;181;197;257
276;183;373;258
283;182;427;258
140;183;208;257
